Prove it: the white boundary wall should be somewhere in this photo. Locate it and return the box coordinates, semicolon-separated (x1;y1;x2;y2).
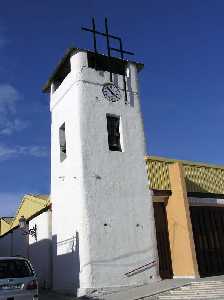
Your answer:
0;209;52;289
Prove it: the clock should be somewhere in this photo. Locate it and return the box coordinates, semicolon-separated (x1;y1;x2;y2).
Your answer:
102;83;121;102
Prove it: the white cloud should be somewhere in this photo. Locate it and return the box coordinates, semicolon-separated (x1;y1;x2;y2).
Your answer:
0;144;48;161
18;146;48;158
0;145;17;160
0;119;29;135
0;84;29;135
0;84;20;113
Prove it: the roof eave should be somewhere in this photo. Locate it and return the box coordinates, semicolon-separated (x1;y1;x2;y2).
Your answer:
42;47;144;94
42;47;78;93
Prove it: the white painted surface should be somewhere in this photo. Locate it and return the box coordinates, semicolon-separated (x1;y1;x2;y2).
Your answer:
50;50;159;296
51;51;86;294
29;210;52;289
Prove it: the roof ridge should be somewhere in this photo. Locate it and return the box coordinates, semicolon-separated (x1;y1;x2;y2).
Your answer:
2;217;14;224
10;194;50;230
27;194;49;200
145;155;224;170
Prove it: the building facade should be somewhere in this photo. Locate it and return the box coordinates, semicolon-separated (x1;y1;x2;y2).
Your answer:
147;156;224;279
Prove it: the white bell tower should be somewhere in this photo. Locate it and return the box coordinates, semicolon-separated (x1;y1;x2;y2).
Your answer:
43;21;159;296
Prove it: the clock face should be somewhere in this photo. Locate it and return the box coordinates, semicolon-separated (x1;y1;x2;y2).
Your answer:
102;83;121;102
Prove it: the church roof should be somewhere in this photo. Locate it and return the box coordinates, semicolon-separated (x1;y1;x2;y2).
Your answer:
42;47;144;93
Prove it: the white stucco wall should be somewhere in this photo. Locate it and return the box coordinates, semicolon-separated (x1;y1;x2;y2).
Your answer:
29;210;52;289
50;50;159;296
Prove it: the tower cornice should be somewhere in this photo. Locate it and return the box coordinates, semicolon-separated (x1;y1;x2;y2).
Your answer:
42;47;144;93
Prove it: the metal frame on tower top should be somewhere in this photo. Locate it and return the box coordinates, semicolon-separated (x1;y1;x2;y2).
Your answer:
82;18;134;104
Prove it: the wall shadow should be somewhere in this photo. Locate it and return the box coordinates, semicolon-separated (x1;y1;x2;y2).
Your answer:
0;231;81;296
185;178;224;198
29;238;53;289
52;232;80;296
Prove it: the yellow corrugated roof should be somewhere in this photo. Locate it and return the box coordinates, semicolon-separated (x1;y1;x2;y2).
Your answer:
10;194;50;230
0;218;12;236
146;156;224;194
2;217;14;225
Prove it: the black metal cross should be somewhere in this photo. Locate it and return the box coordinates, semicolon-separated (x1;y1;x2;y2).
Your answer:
82;17;134;104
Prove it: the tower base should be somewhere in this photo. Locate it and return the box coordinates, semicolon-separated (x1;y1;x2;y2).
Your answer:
77;279;160;299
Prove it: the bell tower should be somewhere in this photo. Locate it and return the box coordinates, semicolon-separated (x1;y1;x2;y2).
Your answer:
43;18;159;297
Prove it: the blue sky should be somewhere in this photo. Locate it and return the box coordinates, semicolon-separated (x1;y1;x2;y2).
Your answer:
1;0;224;216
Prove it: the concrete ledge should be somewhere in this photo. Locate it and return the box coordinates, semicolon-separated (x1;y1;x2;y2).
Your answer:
103;279;194;300
104;276;224;300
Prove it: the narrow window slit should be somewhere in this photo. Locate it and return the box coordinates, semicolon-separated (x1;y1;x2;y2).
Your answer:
107;115;122;152
59;123;67;161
